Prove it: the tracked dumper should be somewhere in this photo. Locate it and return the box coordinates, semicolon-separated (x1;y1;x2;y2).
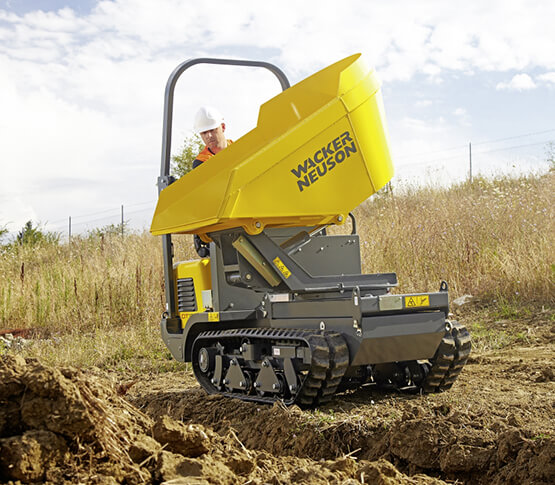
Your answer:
151;54;471;406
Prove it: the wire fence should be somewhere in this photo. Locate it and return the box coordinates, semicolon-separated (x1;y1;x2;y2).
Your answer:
393;129;553;188
45;201;156;241
37;129;555;241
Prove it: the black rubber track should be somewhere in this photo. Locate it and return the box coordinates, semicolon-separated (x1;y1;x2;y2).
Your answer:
421;320;471;393
191;328;349;407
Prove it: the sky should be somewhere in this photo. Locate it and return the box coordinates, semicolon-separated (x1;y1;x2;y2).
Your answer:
1;0;554;236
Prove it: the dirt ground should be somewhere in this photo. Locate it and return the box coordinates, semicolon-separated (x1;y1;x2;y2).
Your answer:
1;308;553;484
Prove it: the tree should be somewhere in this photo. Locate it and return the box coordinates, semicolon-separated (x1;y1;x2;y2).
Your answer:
16;221;60;246
87;221;129;238
171;134;204;178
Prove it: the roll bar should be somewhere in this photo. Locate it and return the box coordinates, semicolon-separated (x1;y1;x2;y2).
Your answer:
158;58;290;189
157;58;291;318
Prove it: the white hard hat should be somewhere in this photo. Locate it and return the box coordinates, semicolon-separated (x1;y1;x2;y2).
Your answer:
194;106;224;133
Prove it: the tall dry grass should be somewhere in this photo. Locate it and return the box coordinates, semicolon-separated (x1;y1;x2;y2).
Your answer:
0;172;552;340
0;233;196;334
355;172;554;305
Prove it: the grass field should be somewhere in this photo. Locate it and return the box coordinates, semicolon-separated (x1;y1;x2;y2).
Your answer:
1;171;553;367
356;173;553;305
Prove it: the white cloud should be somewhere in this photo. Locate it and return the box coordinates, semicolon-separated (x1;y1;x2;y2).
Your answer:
415;99;433;108
389;115;469;186
452;107;471;127
2;1;555;74
496;73;537;91
537;72;555;85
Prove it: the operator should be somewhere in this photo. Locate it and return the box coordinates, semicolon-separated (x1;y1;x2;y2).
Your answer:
192;106;233;168
192;106;233;257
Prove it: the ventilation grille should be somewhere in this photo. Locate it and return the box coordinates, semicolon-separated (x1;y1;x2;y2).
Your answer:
177;278;197;312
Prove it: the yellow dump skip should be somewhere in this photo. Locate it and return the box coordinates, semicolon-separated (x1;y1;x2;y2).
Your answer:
151;54;394;237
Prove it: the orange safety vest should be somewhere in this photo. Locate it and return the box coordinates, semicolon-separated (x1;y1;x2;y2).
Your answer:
193;140;233;168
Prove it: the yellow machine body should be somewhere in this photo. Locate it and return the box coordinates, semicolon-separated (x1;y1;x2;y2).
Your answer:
174;259;211;326
150;54;394;238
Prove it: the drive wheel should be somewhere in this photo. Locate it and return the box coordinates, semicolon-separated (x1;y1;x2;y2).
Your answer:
198;347;216;374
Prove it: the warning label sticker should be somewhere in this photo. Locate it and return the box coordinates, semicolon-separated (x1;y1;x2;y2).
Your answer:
405;295;430;308
208;312;220;322
180;312;195;326
273;257;292;279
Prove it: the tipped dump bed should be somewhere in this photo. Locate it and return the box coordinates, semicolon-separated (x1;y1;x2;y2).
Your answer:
151;54;394;237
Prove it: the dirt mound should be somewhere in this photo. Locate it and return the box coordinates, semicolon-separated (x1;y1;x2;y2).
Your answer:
130;386;370;460
0;355;445;484
129;348;555;485
131;386;554;485
0;354;155;483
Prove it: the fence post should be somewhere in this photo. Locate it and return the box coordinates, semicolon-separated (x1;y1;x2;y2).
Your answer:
68;216;72;242
469;142;472;183
121;205;124;237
